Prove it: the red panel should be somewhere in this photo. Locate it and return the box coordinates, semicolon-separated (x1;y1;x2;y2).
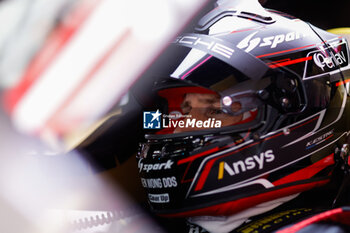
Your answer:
178;147;219;165
3;0;101;113
273;154;334;186
46;29;132;135
256;44;315;58
268;56;312;69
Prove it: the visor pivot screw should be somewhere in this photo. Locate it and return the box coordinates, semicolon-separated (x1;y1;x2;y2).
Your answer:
281;97;290;108
283;128;290;135
222;96;233;106
290;79;296;86
253;133;260;141
258;90;269;100
340;144;350;161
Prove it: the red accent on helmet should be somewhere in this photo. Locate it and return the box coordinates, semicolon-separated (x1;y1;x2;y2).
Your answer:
273;153;334;186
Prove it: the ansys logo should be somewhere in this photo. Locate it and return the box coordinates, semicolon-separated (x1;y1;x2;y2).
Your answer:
217;150;275;180
143;110;162;129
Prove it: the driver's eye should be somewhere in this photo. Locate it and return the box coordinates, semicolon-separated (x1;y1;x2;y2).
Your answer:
181;101;191;115
207;108;225;116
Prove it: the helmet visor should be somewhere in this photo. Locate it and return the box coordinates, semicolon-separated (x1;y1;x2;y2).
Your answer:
142;46;269;138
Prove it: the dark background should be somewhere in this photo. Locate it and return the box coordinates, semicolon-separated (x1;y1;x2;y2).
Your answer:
264;0;350;29
196;0;350;30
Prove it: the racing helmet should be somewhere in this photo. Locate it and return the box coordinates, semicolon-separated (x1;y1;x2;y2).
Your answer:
136;0;350;217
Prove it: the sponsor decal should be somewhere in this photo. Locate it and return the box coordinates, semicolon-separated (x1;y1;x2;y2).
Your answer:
303;41;349;79
235;208;313;233
313;51;346;71
237;31;308;53
143;110;161;129
217;150;275;179
141;176;178;189
306;130;334;150
138;160;174;173
173;35;235;59
148;193;170;203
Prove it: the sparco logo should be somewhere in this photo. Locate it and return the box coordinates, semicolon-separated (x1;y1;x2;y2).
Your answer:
138;160;174;173
218;150;275;179
313;51;346;71
237;31;307;53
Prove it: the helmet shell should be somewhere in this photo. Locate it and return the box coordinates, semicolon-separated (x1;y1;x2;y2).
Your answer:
137;1;350;217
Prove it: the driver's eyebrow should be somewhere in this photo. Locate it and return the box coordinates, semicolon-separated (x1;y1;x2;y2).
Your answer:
198;97;220;104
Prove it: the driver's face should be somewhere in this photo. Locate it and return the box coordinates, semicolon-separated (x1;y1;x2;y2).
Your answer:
173;93;243;133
